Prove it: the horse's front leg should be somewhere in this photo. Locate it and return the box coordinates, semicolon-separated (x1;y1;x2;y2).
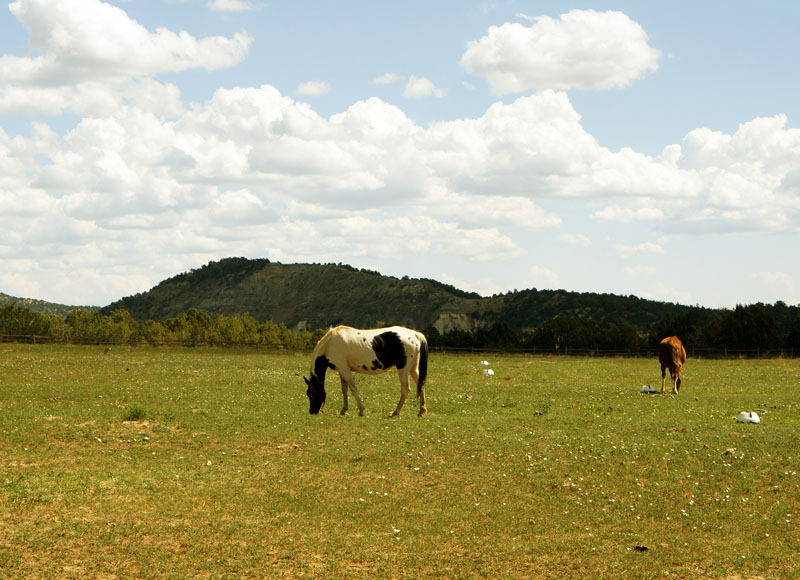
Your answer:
340;369;366;416
339;375;349;415
391;371;411;417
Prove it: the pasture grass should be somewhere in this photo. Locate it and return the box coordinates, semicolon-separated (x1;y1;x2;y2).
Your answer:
1;344;798;579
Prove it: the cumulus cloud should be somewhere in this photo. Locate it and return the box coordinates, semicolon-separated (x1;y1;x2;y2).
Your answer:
404;76;446;99
613;242;666;259
529;265;560;289
559;233;591;248
461;9;661;95
6;76;800;303
3;0;252;86
4;1;800;305
297;81;331;96
373;73;402;85
747;271;794;291
623;265;657;277
439;194;562;231
208;0;257;12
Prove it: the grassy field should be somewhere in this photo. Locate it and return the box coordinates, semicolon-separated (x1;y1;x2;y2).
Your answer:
1;344;798;579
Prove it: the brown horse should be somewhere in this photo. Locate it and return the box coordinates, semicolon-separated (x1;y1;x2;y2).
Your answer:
659;336;686;394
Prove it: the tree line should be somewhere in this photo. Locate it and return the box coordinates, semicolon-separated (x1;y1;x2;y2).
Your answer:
425;302;800;356
0;303;323;349
3;301;800;356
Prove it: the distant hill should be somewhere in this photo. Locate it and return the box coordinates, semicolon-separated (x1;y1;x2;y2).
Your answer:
0;292;98;318
100;257;693;333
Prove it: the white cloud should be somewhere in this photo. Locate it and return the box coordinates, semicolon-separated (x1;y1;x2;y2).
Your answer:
6;78;800;301
4;0;252;85
592;204;665;222
0;78;188;118
297;80;331;96
208;0;256;12
623;264;657;277
613;242;665;259
748;271;794;291
559;233;591;248
404;76;446;99
419;190;560;231
373;73;402;85
3;0;800;307
461;9;661;95
529;265;560;289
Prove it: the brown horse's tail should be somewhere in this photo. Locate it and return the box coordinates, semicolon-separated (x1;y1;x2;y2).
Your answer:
660;336;685;368
671;348;683;368
417;334;428;397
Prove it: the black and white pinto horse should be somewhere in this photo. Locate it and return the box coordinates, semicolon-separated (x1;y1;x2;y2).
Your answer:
304;325;428;417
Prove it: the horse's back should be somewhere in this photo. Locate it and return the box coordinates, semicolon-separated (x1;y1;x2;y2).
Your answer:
659;336;685;367
326;325;424;374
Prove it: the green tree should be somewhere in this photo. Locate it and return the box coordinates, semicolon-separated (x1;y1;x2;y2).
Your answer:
0;303;67;338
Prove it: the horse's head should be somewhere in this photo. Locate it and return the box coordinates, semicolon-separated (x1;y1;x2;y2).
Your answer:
304;375;326;414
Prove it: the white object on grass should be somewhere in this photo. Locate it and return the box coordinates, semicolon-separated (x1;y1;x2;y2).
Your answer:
736;411;761;424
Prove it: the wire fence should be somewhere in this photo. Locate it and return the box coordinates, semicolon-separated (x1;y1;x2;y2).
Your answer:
2;333;797;359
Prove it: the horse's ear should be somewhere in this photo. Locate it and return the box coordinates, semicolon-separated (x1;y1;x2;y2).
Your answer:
303;376;311;386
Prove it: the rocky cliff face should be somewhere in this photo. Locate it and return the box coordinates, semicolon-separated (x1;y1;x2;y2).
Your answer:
433;312;479;333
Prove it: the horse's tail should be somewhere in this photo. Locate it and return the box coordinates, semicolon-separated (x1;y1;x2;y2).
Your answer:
659;336;686;368
416;333;428;397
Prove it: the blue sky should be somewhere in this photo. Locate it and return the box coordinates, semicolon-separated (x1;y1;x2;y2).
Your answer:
2;0;800;309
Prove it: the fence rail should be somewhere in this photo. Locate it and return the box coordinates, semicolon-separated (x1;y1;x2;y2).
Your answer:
431;345;797;359
0;334;296;349
2;334;797;359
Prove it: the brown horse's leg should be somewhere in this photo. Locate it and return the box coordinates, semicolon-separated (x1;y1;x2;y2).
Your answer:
661;366;667;393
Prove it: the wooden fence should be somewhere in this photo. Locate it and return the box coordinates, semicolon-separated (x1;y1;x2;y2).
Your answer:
2;333;796;358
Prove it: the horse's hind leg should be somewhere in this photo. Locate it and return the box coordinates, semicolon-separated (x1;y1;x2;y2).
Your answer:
391;371;411;417
410;366;427;417
660;366;667;394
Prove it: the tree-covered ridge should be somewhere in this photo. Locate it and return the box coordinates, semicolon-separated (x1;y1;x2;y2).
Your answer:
101;258;482;330
101;258;695;333
0;292;98;318
5;258;800;354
